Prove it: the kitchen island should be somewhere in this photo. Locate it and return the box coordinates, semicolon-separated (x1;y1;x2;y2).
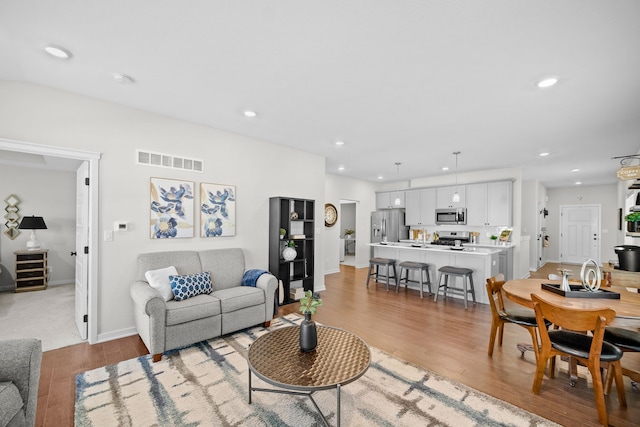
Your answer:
370;242;500;304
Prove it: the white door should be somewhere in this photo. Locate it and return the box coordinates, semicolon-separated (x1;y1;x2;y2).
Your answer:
560;205;600;265
75;162;89;340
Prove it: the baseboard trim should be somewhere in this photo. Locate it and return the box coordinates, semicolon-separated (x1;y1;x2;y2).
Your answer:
96;327;138;344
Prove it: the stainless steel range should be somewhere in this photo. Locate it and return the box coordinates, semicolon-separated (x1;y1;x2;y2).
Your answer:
432;230;471;246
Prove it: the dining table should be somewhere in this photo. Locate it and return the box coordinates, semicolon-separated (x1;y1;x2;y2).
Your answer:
502;278;640;319
502;278;640;386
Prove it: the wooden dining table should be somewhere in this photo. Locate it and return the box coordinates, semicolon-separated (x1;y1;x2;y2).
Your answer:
502;278;640;319
503;278;640;387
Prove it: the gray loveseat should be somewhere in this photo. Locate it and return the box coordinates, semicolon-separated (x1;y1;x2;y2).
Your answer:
0;339;42;427
130;248;278;361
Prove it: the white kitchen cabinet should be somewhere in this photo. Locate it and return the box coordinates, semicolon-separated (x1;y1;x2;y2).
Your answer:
436;186;466;209
376;191;405;209
466;181;512;226
405;188;436;225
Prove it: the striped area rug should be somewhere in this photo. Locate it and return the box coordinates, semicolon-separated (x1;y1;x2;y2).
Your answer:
75;314;559;426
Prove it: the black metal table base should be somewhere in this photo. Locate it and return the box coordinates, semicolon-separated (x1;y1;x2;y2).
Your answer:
248;369;341;427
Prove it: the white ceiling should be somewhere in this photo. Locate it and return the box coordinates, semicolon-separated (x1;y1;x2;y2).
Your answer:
1;1;639;186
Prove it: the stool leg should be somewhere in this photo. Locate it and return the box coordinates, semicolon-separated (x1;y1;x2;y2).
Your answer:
366;263;373;288
468;274;476;304
462;275;468;309
397;267;405;294
393;264;398;291
385;264;390;291
434;272;443;302
418;269;424;299
425;268;432;295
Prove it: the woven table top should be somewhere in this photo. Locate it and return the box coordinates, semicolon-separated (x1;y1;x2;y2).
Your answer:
248;325;371;391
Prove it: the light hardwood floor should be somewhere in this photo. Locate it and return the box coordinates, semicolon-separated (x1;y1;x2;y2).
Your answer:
38;263;639;426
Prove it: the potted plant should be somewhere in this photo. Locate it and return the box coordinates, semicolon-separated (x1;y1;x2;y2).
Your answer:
625;212;640;232
490;235;498;244
282;240;297;261
299;290;322;352
344;229;355;239
279;228;286;240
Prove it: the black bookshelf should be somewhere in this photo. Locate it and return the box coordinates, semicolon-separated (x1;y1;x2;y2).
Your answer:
269;197;315;305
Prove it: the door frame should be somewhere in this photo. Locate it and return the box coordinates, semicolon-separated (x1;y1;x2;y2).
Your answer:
559;204;601;265
0;137;101;344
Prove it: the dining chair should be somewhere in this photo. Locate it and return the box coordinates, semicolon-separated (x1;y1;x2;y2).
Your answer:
530;293;626;426
486;274;549;362
603;326;640;393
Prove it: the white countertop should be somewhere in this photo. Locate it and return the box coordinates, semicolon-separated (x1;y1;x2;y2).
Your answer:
370;242;501;255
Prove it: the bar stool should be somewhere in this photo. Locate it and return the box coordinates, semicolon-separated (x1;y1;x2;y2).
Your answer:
434;266;476;309
366;258;398;291
398;261;431;298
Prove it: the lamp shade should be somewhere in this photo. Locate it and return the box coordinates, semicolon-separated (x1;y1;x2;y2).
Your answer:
18;216;47;230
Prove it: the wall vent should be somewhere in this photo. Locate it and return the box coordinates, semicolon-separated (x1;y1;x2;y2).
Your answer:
136;149;203;173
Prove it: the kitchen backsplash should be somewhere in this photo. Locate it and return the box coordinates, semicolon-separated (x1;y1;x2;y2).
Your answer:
408;225;511;244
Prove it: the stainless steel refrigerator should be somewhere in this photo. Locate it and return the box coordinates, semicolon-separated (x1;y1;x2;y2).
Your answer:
371;209;408;243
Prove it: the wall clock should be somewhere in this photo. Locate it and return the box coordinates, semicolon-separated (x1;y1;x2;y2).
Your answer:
324;203;338;227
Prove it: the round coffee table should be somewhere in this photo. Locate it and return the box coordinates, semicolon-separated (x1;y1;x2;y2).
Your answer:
247;325;370;427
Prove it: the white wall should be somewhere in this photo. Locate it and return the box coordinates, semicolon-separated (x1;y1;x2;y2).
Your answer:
0;165;76;290
325;174;378;272
0;81;326;340
546;184;618;263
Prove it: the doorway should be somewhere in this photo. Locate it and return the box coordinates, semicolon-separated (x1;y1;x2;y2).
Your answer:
0;138;100;344
559;204;601;264
340;200;357;266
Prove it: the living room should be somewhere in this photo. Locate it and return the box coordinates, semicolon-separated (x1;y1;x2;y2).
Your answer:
1;2;640;426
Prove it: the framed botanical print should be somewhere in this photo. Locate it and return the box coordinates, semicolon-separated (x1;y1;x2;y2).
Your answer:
200;183;236;237
150;177;194;239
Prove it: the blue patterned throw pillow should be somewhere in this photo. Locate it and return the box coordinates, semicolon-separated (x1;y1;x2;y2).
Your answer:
169;272;213;301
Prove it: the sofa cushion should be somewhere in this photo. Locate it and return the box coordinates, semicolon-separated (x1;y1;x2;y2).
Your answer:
145;266;178;302
170;272;213;301
137;251;202;282
212;286;265;314
0;381;23;426
165;294;221;326
198;248;245;291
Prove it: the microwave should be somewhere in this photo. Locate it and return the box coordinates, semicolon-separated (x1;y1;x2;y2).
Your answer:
435;208;467;225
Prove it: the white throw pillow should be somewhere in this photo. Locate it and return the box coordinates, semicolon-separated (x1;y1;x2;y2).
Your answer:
145;266;178;302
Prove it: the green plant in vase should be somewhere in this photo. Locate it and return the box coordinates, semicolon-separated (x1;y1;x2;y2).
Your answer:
344;229;355;238
279;228;286;239
299;290;322;352
625;212;640;232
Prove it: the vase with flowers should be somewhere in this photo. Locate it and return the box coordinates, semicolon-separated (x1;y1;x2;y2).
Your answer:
282;240;297;261
299;290;322;352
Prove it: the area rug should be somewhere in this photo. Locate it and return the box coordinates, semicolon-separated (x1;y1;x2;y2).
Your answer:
75;314;559;427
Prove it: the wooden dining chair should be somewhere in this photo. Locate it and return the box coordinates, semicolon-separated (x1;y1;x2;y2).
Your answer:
486;274;548;362
530;293;627;426
603;326;640;393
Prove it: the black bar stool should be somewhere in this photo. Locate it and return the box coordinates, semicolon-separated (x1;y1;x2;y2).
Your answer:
434;266;476;308
366;258;398;291
398;261;431;298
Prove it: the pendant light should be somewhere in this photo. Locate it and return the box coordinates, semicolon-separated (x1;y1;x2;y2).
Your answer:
452;152;461;203
394;162;402;206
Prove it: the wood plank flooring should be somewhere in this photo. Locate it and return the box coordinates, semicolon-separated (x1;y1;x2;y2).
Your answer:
38;263;639;426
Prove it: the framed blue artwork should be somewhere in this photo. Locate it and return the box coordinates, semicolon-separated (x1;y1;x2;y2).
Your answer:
150;177;194;239
200;182;236;237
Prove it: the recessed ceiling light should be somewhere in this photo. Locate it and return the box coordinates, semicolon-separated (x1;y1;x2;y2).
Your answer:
442;167;449;171
335;141;345;146
44;45;72;59
338;166;345;171
537;77;558;88
575;181;582;185
571;168;580;172
377;175;383;180
539;152;550;157
113;73;134;84
243;110;257;118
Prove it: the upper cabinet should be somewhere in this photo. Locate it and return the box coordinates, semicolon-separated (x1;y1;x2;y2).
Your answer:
376;191;405;209
466;181;512;226
436;186;466;209
405;188;437;226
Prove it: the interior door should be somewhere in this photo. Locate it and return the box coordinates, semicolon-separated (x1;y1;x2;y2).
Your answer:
560;205;600;265
75;162;89;340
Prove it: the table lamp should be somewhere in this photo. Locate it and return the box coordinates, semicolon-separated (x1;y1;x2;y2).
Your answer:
18;215;47;250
